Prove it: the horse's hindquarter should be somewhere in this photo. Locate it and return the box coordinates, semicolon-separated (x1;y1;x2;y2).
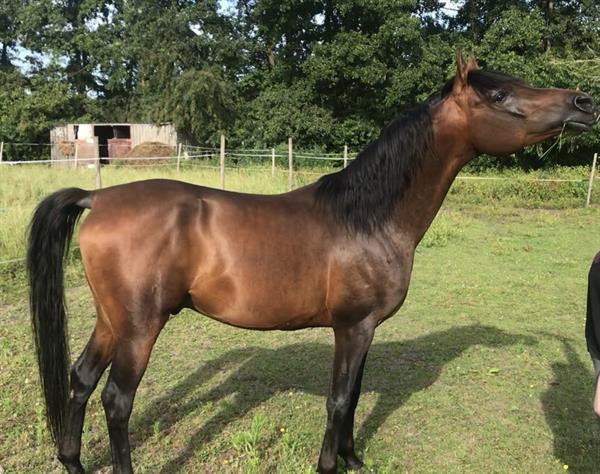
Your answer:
79;180;207;326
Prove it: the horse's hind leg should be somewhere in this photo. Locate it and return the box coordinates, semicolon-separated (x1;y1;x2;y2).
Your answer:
58;319;114;473
100;314;167;473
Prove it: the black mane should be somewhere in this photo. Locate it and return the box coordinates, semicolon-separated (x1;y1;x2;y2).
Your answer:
467;69;527;94
315;69;527;234
315;91;447;234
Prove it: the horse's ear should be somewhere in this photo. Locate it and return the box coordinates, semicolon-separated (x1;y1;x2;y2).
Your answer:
453;50;468;94
453;49;477;94
466;50;479;71
455;49;467;83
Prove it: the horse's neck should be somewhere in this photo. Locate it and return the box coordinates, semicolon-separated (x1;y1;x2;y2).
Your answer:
390;100;475;245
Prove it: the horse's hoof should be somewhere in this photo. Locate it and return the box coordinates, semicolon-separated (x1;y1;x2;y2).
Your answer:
344;455;364;471
316;462;337;474
57;455;85;474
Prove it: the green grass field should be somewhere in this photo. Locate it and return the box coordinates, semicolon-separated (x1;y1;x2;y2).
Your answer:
1;163;600;473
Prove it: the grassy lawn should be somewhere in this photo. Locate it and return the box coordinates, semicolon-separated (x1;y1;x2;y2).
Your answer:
1;164;600;473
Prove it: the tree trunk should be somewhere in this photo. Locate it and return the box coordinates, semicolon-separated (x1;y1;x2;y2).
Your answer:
1;43;9;67
543;0;553;52
266;44;275;68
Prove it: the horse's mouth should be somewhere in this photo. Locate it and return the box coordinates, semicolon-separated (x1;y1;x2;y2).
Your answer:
563;120;596;133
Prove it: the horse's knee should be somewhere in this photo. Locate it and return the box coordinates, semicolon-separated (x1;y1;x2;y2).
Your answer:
326;394;351;420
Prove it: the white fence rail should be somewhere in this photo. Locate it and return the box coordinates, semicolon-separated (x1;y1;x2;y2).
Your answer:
0;135;598;195
0;136;359;193
1;137;599;267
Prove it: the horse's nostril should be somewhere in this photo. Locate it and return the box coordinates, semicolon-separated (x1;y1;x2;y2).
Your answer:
574;95;597;114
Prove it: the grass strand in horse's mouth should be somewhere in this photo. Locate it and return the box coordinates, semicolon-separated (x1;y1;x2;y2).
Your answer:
538;124;566;161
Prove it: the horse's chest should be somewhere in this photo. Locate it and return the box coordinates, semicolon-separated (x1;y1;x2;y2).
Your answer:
326;249;413;322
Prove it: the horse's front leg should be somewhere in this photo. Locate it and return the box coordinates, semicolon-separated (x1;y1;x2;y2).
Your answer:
337;353;368;470
317;320;375;474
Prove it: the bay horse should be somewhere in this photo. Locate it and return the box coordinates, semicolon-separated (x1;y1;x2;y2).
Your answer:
27;52;598;473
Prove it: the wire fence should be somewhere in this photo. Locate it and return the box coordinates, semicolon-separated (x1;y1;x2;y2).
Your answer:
1;140;598;187
0;138;360;192
1;140;599;267
0;139;594;178
1;143;595;186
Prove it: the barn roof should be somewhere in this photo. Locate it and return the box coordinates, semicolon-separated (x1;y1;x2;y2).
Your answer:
52;122;173;127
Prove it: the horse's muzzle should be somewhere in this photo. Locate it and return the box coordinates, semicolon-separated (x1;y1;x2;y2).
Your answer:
563;94;599;133
573;94;597;115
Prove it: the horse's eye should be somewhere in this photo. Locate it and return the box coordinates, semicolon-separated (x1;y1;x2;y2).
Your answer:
493;91;507;103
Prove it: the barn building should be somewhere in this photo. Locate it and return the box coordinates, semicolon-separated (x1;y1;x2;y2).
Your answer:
50;122;178;164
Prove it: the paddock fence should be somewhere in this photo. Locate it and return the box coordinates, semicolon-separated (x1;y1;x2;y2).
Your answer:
1;137;599;267
0;137;358;192
1;137;597;195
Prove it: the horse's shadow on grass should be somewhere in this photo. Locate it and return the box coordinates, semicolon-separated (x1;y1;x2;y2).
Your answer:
87;324;534;472
541;338;600;472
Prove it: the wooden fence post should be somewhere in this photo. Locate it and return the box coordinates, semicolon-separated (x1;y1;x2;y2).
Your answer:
176;143;182;172
0;141;4;163
220;134;225;190
343;144;348;168
271;148;275;177
586;152;598;208
288;137;293;191
95;156;102;189
74;142;79;168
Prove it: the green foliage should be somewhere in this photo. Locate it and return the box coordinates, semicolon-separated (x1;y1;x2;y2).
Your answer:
0;66;87;160
4;0;600;166
236;81;337;148
0;0;19;66
478;7;546;75
166;68;238;145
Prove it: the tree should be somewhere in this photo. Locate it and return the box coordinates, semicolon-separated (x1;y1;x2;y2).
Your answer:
0;65;85;160
4;0;600;165
0;0;20;67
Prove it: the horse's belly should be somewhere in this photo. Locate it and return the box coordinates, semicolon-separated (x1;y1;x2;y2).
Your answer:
188;270;331;330
200;308;330;330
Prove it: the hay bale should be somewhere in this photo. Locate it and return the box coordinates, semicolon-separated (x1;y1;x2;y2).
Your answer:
126;142;175;158
58;140;75;157
116;141;176;166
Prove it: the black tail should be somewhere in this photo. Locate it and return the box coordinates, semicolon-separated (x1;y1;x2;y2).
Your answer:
27;187;90;445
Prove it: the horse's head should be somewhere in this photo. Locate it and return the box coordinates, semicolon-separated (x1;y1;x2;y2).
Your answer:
449;51;598;155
